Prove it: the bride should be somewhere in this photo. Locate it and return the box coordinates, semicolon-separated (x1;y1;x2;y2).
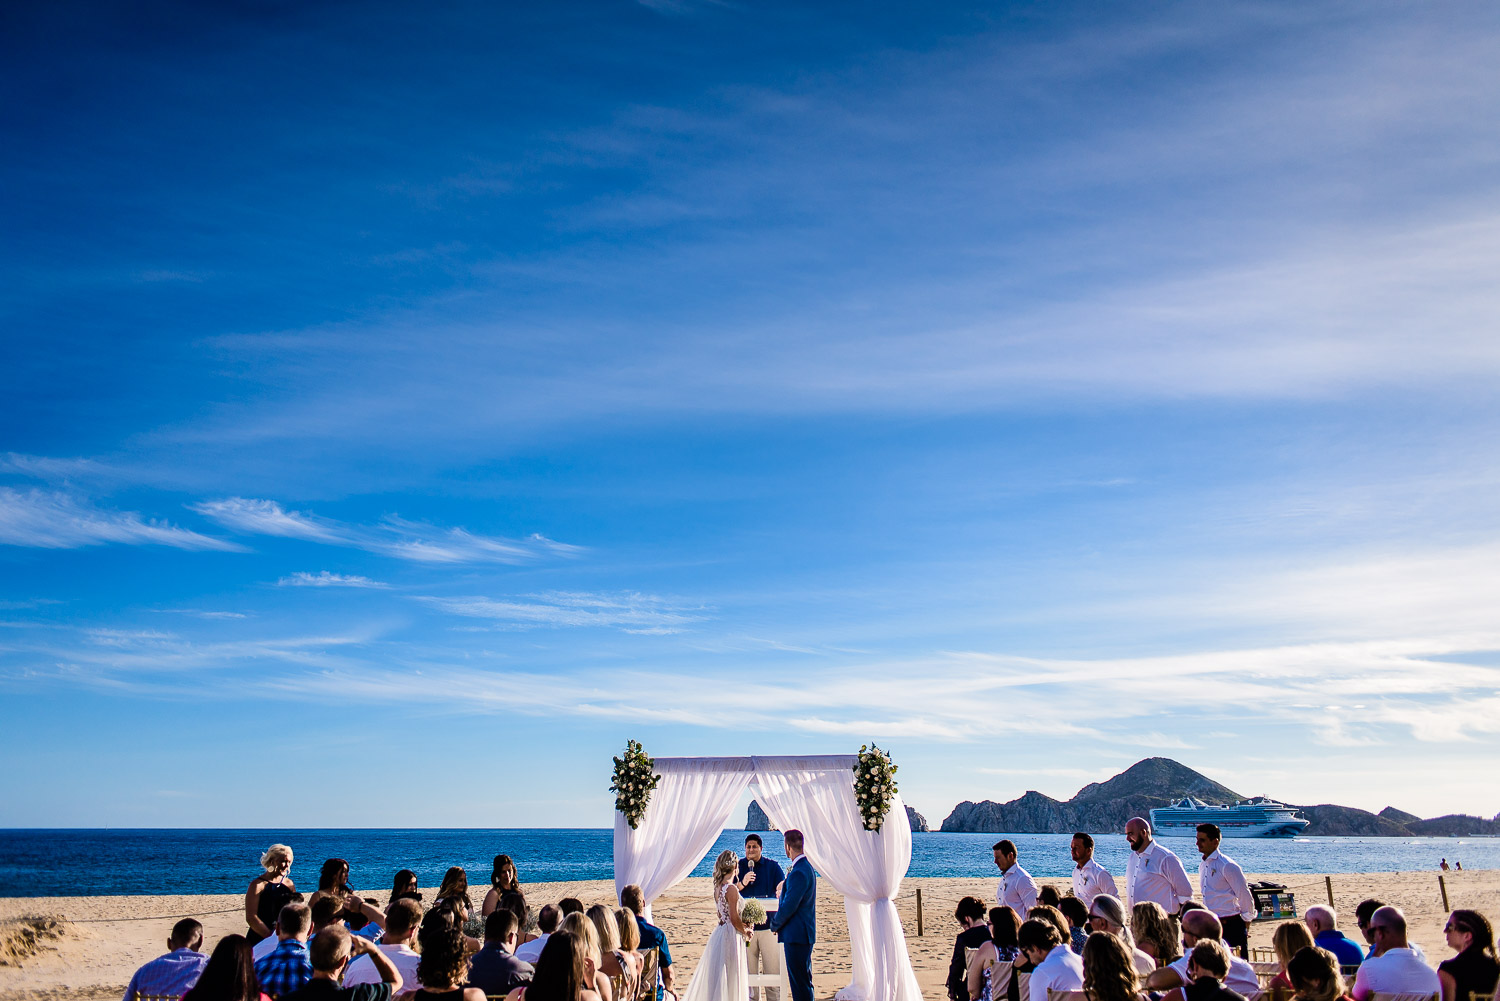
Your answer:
682;849;754;1001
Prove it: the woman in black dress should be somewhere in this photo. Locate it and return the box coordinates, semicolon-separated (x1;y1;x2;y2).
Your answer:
244;844;295;944
949;895;993;1001
1439;910;1500;1001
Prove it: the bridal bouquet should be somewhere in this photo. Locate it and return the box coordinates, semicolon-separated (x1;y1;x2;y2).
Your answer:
741;898;767;930
853;743;899;832
611;739;660;830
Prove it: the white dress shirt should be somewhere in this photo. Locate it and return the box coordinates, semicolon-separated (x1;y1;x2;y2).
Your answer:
1070;858;1118;909
1028;944;1085;1001
1125;840;1192;913
1351;947;1440;1001
1167;952;1261;995
1199;849;1256;922
997;864;1039;914
342;941;421;986
252;934;280;963
514;931;550;963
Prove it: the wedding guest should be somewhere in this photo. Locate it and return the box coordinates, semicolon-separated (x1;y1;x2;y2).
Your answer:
483;855;522;917
248;845;297;945
1071;834;1119;911
1132;901;1181;967
470;910;536;995
1303;907;1365;968
1030;906;1073;952
1124;819;1192;915
589;902;639;997
620;884;674;1001
1352;906;1438;1001
1437;910;1500;1001
342;898;422;987
1271;921;1317;990
1088;894;1155;976
559;898;586;918
1161;940;1245;1001
182;933;265;1001
950;896;994;1001
994;841;1040;914
1039;886;1063;909
501;891;532;940
1197;825;1256;959
561;911;613;1001
389;870;420;906
737;833;785;1000
503;930;603;1001
615;909;643;976
1059;896;1090;953
123;918;208;1001
1019;918;1084;1001
516;904;561;964
254;902;314;998
966;906;1021;1001
1145;910;1259;996
406;907;483;1001
1287;946;1351;1001
280;926;402;1001
1354;900;1386;960
1081;930;1141;1001
308;896;345;949
435;867;474;922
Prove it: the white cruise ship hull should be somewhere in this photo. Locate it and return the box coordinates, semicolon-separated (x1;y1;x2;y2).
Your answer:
1152;820;1308;838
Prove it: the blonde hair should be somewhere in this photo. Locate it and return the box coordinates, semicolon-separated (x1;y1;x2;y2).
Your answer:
1131;901;1181;964
588;903;621;951
562;911;601;965
1273;920;1315;966
616;907;641;950
260;844;293;873
712;850;738;889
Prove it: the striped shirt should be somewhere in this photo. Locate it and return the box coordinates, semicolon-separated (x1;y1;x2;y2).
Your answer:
123;947;208;1001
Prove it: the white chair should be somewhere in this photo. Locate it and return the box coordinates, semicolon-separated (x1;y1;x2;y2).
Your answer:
1252;962;1283;985
745;942;792;1000
1016;970;1031;1001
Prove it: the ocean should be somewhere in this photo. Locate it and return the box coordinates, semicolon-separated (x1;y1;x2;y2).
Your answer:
1;829;1493;897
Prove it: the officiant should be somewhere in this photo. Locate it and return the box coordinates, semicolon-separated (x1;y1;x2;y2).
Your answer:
736;832;786;1000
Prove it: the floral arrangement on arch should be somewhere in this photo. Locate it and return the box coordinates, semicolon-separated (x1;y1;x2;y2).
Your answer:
853;743;898;832
611;739;660;830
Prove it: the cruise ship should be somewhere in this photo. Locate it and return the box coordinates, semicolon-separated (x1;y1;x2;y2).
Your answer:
1150;797;1311;838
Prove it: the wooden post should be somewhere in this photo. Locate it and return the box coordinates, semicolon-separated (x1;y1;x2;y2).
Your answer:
916;887;924;937
1325;876;1334;908
1439;875;1450;912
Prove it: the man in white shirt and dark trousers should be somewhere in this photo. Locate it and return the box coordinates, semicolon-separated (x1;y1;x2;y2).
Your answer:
1124;817;1192;914
993;839;1039;914
1351;906;1440;1001
1070;832;1118;909
1019;917;1084;1001
1196;823;1256;958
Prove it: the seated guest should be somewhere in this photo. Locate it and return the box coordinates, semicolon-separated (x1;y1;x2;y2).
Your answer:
1163;940;1246;1001
469;910;536;996
501;890;533;942
182;933;266;1001
614;909;643;978
620;884;673;1001
1058;897;1090;954
1081;930;1142;1001
1272;921;1318;990
342;898;422;987
280;926;402;1001
1030;906;1073;952
1020;918;1084;1001
1088;895;1155;976
503;929;603;1001
950;896;994;1001
516;904;561;964
966;906;1020;1001
1132;901;1182;967
1039;886;1063;909
403;908;483;1001
1304;907;1365;969
1145;910;1259;996
558;897;586;918
588;903;639;997
1438;910;1500;1001
254;902;314;998
1288;947;1352;1001
561;912;613;1001
124;918;208;1001
1351;906;1440;1001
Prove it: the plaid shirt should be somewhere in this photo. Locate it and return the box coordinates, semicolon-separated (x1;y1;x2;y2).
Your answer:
254;939;313;998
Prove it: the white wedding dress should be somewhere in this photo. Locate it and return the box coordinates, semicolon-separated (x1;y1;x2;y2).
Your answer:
681;879;749;1001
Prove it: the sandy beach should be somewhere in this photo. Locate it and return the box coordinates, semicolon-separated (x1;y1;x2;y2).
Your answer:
3;870;1496;1000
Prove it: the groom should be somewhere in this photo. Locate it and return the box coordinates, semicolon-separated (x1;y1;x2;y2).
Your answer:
769;829;816;1001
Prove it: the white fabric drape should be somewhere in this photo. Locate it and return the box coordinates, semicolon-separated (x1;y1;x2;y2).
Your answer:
750;758;922;1001
613;756;755;921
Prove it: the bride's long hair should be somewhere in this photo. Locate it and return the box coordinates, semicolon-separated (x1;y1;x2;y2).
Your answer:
711;850;738;890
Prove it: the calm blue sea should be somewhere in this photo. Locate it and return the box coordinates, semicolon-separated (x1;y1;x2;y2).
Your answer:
1;830;1494;897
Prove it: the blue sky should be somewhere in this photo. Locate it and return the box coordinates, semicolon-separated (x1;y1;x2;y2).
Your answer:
3;0;1500;827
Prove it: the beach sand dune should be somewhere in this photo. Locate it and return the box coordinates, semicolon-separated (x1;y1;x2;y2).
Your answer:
2;870;1496;1000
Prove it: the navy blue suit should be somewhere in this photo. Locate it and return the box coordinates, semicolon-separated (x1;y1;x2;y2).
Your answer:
769;854;816;1001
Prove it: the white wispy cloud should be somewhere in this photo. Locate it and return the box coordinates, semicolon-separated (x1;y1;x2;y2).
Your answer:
418;591;705;633
192;497;580;564
278;571;389;589
157;609;250;620
0;488;242;552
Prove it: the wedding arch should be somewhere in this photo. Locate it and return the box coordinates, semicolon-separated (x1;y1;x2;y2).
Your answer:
612;754;922;1001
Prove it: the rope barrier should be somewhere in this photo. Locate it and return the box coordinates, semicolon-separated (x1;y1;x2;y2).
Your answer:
57;907;244;924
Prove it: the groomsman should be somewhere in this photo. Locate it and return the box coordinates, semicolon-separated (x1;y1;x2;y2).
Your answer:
1124;817;1192;913
1070;832;1118;909
1196;823;1256;957
992;839;1038;913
